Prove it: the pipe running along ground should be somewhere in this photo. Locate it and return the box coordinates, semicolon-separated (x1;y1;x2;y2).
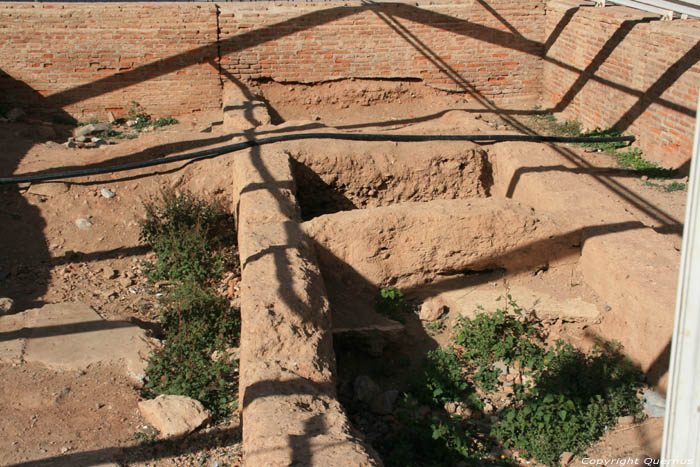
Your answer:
0;132;636;185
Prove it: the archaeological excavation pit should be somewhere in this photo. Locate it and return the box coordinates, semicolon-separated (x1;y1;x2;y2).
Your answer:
1;0;696;464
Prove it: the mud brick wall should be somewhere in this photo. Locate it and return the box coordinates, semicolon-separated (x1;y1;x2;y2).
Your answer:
0;3;221;119
543;0;700;168
218;0;545;101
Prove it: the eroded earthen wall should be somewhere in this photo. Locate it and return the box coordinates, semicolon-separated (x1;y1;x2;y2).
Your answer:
543;0;700;168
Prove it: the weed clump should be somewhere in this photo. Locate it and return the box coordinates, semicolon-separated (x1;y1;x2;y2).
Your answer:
140;190;235;284
378;296;644;467
139;189;240;420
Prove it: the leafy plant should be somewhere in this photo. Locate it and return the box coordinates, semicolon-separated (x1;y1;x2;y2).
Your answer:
493;341;643;466
142;318;239;419
452;296;546;387
375;287;410;323
128;100;151;130
578;128;629;153
152;116;179;128
534;111;582;136
139;189;240;421
139;189;235;284
664;181;687;192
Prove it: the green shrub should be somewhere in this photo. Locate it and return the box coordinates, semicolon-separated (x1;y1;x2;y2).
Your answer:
452;296;546;390
143;318;239;420
139;189;240;421
493;341;643;466
139;189;234;284
381;297;644;467
152;116;179;128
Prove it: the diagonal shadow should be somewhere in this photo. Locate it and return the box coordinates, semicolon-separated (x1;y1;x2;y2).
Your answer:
550;18;654;114
613;41;700;132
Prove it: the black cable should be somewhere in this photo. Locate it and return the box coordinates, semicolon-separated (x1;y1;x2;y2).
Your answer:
0;132;635;185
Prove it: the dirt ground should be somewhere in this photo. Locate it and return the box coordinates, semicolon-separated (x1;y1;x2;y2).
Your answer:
0;79;686;465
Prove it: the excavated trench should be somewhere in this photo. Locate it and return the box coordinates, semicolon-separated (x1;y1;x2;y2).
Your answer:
231;80;677;465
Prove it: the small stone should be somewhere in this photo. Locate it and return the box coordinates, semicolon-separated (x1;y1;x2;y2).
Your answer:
74;135;87;143
604;305;612;311
60;446;70;454
138;395;211;438
118;277;133;287
75;218;93;230
419;298;448;321
126;119;136;127
0;297;15;315
7;108;26;122
560;451;574;466
102;267;117;280
93;138;107;147
100;188;115;199
353;375;381;404
482;402;494;414
75;122;110;138
107;111;116;123
641;175;649;181
65;139;77;148
494;360;508;374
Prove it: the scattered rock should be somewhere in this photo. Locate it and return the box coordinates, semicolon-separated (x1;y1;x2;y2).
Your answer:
75;122;110;138
93;138;107;147
126;119;136;127
64;138;77;148
419;298;449;321
643;388;665;418
494;360;509;375
107;111;116;123
7;108;26;122
353;375;381;404
75;218;93;230
444;401;473;418
641;175;649;181
138;395;211;438
100;188;116;199
102;267;118;280
0;297;14;315
560;451;574;466
118;277;133;287
370;389;399;415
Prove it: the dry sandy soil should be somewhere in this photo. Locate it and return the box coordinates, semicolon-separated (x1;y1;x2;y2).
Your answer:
0;79;686;466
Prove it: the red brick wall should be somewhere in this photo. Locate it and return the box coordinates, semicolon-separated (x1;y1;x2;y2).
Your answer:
0;0;545;120
0;3;221;120
543;0;700;168
217;0;545;102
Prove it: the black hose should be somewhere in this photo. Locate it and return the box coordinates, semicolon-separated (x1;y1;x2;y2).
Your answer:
0;132;635;185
